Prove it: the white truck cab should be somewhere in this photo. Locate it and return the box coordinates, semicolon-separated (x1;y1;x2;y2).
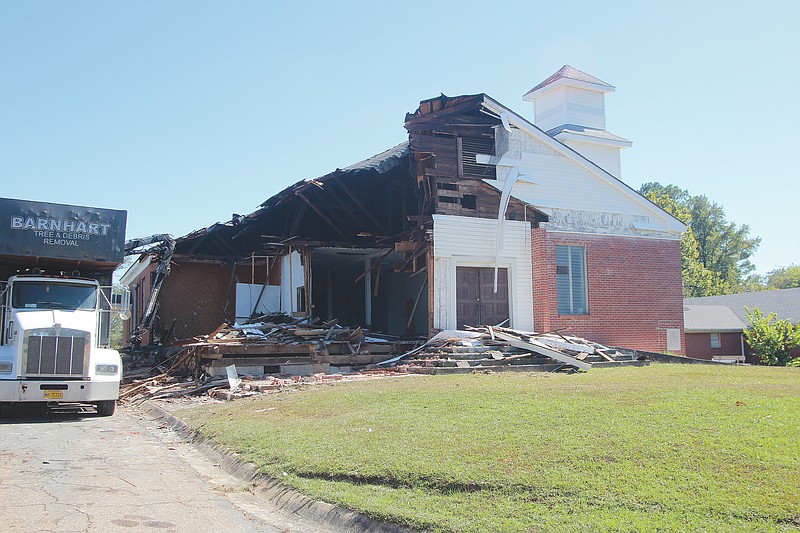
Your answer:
0;275;128;415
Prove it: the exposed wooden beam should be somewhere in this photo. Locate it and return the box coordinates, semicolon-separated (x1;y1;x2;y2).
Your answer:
210;231;240;257
295;191;350;242
321;182;378;233
187;233;209;255
287;201;308;237
334;180;389;235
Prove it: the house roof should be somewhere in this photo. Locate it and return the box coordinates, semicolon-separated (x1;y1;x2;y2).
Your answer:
684;287;800;332
340;142;409;173
684;304;746;332
523;65;614;100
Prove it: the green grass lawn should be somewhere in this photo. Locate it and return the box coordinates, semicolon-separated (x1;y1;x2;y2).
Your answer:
176;365;800;532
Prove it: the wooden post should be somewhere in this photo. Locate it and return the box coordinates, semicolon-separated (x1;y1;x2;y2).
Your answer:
364;257;372;327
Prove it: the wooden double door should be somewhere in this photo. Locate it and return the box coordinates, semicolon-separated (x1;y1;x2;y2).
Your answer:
456;267;509;328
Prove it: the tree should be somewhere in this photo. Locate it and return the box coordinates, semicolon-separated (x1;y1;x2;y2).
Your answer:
644;191;720;297
688;195;760;289
640;182;761;296
765;265;800;289
743;307;800;366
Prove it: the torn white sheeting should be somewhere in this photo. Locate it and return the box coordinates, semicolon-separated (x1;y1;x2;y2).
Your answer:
476;151;531;293
493;167;522;292
500;110;512;132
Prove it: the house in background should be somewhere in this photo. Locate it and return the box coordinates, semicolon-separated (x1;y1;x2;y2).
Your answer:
684;287;800;363
122;66;686;355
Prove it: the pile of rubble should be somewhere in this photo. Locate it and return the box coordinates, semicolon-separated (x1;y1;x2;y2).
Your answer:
165;315;416;378
120;320;647;404
120;366;406;404
380;326;646;373
120;314;419;402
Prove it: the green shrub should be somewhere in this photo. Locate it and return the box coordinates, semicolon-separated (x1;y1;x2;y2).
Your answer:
744;306;800;366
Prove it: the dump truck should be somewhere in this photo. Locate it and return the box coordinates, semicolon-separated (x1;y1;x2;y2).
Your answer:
0;197;129;416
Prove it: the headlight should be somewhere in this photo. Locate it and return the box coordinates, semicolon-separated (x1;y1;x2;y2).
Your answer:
95;364;119;376
0;361;12;373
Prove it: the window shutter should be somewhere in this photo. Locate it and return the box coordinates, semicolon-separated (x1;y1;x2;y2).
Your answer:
570;247;587;314
556;245;588;315
459;137;496;180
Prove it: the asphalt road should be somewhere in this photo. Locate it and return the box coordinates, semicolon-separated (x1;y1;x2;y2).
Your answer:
0;403;342;533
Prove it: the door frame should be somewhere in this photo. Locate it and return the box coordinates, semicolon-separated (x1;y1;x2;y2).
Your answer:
449;256;517;330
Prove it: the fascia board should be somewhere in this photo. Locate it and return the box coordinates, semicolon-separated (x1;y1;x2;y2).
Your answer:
523;78;615;101
684;328;744;333
554;131;633;149
119;256;153;286
480;97;686;235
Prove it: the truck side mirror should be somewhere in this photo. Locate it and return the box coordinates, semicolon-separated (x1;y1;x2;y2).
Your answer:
112;285;131;320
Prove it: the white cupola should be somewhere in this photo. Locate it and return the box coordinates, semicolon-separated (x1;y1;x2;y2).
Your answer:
523;65;632;178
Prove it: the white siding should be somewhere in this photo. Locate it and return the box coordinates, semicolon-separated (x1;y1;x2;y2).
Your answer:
532;90;566;132
432;215;533;331
492;127;683;239
563;87;606;130
533;86;606;131
560;139;621;178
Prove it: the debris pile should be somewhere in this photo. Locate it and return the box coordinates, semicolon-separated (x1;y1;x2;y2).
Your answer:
379;326;646;373
120;315;420;402
120;321;647;404
170;316;413;377
121;367;407;404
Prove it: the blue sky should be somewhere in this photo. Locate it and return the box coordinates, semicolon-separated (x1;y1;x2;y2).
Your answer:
1;1;798;275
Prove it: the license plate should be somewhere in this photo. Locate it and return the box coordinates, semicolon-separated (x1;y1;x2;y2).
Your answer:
43;390;63;400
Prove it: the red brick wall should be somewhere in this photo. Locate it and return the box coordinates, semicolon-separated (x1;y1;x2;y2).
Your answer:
158;260;272;341
685;332;743;360
532;228;685;354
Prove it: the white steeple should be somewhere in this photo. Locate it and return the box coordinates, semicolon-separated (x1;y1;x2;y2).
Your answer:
523;66;631;178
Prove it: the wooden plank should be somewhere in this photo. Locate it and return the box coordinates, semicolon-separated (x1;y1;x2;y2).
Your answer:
596;349;617;362
409;135;457;152
214;344;316;356
209;356;313;367
492;331;592;370
394;241;417;253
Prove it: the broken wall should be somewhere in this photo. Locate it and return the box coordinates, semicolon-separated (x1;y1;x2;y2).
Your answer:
155;259;272;340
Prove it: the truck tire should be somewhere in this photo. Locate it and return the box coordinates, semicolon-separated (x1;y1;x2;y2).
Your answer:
95;400;116;417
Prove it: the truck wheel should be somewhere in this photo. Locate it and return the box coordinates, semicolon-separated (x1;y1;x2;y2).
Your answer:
95;400;116;417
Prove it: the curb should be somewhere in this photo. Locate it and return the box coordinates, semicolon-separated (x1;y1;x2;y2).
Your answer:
142;401;419;533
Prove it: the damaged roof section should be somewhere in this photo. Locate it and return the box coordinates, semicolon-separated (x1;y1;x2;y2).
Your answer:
405;93;549;224
176;142;418;258
174;91;557;263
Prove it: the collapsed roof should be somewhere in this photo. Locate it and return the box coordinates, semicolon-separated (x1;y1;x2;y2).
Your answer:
175;142;418;259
